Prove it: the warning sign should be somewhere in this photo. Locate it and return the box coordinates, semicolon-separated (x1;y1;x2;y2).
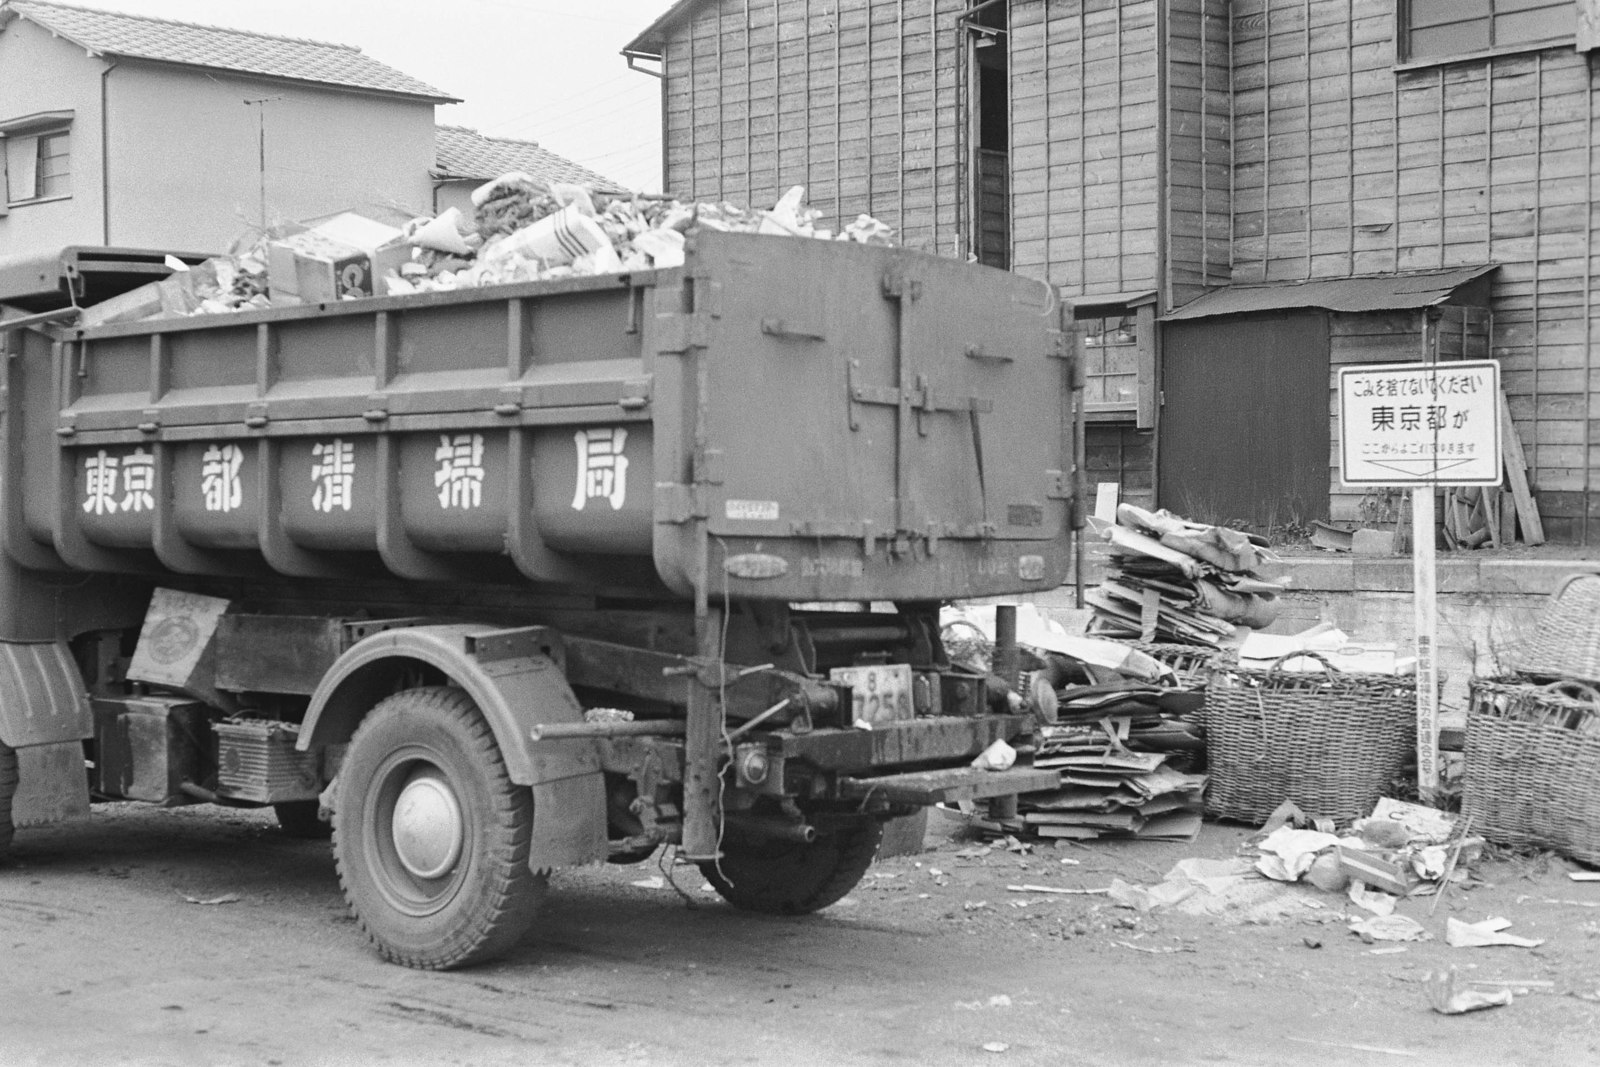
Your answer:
1337;360;1501;487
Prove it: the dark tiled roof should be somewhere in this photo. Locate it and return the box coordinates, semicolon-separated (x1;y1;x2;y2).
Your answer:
5;0;456;100
434;126;627;191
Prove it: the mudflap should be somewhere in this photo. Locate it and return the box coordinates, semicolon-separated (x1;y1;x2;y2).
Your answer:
531;774;608;872
0;640;92;833
12;741;89;827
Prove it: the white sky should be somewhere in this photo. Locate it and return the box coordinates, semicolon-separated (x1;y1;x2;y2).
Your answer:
79;0;672;191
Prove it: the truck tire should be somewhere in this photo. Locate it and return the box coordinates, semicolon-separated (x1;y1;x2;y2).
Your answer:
333;686;544;969
698;815;882;915
273;800;332;840
0;742;16;863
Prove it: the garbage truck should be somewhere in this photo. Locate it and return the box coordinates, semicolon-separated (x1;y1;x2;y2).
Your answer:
0;233;1082;969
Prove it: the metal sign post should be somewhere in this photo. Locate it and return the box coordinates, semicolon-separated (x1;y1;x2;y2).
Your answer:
1337;359;1501;804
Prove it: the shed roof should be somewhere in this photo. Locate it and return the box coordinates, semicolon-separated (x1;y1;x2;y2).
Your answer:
1162;265;1497;321
1;0;457;101
624;0;701;58
433;126;626;192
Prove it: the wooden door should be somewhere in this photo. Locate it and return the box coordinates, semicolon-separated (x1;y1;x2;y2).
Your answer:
1158;312;1331;532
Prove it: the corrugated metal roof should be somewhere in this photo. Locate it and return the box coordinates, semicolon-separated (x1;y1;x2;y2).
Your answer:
1162;265;1497;321
1072;289;1158;311
4;0;457;101
433;126;626;191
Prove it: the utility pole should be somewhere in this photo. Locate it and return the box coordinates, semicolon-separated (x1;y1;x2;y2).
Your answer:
243;97;281;232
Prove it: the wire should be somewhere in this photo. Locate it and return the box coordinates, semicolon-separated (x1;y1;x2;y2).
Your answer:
713;534;735;889
486;79;657;138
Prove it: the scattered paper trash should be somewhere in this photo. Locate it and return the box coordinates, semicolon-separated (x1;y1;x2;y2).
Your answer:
181;893;241;906
1349;914;1429;942
1254;825;1340;882
1348;881;1398;917
1445;917;1544;949
1426;968;1513;1015
1360;798;1456;846
971;738;1017;771
1107;877;1195;912
629;876;666;890
982;1042;1009;1054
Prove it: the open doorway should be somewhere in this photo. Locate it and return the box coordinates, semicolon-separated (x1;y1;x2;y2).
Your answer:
966;2;1008;269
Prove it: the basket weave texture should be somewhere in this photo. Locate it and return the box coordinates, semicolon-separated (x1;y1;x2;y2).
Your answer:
1462;677;1600;864
1510;573;1600;686
1204;653;1416;825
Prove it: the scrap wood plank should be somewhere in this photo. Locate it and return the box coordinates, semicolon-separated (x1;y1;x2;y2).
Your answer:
1480;487;1501;548
1499;390;1545;545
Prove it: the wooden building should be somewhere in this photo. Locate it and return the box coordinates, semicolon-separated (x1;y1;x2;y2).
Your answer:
625;0;1600;544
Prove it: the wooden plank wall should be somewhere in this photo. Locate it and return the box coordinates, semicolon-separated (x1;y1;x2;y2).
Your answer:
1326;309;1425;523
1233;0;1599;542
1007;0;1162;297
1086;424;1157;511
1165;0;1234;308
659;0;965;256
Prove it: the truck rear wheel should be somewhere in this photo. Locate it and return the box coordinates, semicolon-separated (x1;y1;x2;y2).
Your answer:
0;742;15;862
333;686;543;969
697;815;882;915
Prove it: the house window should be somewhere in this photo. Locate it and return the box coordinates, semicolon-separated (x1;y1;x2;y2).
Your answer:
1073;295;1157;428
4;125;71;204
1401;0;1572;62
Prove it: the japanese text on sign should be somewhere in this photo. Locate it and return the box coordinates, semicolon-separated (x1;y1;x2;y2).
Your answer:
1337;360;1501;487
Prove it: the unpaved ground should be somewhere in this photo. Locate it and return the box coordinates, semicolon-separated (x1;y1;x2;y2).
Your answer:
2;804;1598;1067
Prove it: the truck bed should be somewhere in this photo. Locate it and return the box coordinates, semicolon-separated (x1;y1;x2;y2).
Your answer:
5;231;1077;603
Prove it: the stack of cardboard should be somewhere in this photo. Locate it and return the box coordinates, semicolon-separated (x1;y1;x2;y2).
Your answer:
1085;505;1289;647
1019;719;1207;841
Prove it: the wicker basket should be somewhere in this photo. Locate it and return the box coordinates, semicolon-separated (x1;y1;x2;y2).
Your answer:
1510;573;1600;686
1204;652;1417;825
1463;677;1600;864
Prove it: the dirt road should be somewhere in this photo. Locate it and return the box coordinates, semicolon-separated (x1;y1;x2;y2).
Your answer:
2;803;1598;1067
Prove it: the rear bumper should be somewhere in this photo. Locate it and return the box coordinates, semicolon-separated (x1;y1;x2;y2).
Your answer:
772;714;1031;772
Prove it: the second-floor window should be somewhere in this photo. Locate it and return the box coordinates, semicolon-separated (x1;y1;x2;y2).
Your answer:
5;126;71;204
1401;0;1573;62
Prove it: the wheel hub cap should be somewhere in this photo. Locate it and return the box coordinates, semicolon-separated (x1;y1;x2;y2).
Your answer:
391;773;464;880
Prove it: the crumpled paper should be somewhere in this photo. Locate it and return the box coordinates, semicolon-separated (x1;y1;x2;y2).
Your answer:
1349;914;1429;942
1445;916;1544;949
970;738;1016;771
1106;857;1313;925
1347;881;1398;917
1426;968;1513;1015
1254;825;1341;882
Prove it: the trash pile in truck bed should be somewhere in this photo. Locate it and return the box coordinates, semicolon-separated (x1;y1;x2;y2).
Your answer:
1084;505;1290;647
82;180;895;327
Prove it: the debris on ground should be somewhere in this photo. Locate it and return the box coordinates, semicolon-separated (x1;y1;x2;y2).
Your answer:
1349;914;1430;943
1444;916;1544;949
1426;968;1514;1015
